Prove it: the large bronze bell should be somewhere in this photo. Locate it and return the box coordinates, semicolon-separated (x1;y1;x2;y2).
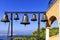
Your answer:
21;14;30;25
31;14;37;21
1;13;9;22
41;13;48;22
14;13;19;20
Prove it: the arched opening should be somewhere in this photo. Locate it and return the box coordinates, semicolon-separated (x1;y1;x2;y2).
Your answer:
49;16;57;25
46;16;57;27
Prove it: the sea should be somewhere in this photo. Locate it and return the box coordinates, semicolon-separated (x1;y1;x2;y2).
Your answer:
0;36;8;40
0;36;12;40
0;35;31;40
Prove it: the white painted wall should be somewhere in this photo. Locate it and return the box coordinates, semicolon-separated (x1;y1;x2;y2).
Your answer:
46;28;49;40
59;0;60;40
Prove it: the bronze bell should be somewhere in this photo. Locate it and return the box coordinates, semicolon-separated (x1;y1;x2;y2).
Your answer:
21;14;30;25
1;13;9;22
31;14;37;21
41;13;48;22
14;13;19;20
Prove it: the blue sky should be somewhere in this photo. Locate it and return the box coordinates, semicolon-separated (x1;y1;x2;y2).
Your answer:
0;0;58;36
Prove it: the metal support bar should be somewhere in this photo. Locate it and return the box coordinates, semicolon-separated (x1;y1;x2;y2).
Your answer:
10;13;13;40
38;13;40;40
5;12;46;14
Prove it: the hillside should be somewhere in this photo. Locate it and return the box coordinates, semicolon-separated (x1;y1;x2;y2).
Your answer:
32;28;59;40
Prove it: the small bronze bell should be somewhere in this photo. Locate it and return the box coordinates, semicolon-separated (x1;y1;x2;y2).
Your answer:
21;14;30;25
41;13;48;22
14;13;19;20
31;14;37;21
1;13;9;22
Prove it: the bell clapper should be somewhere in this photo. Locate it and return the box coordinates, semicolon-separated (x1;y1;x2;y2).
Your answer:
4;22;6;24
25;24;26;27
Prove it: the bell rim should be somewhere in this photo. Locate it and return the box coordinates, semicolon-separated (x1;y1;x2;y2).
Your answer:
31;19;37;21
14;18;19;20
41;20;48;22
1;20;10;22
21;22;30;25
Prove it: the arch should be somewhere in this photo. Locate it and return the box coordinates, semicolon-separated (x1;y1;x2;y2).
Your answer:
46;16;57;27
